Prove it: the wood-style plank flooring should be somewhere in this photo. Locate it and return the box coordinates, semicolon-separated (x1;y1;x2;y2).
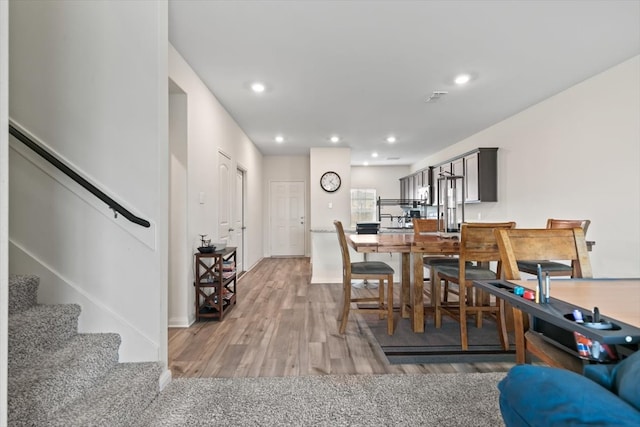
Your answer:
169;257;514;378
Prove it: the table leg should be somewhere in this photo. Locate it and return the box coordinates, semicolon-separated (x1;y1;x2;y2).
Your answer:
513;306;527;364
401;253;410;318
411;252;425;333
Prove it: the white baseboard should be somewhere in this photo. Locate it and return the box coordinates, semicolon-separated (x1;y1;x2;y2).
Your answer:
158;368;172;391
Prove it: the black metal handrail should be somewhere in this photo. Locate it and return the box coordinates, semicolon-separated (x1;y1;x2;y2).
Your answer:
9;123;151;228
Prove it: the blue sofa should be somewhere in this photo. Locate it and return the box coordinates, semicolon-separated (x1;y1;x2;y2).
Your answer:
498;350;640;426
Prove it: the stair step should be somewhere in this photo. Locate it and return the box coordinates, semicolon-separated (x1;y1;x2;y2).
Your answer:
9;304;81;361
48;362;162;427
8;274;39;314
7;274;161;427
8;333;122;425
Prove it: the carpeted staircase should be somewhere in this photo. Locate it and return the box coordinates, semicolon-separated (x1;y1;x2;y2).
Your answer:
8;274;162;426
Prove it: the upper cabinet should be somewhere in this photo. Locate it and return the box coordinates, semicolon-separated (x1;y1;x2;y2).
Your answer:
431;162;452;206
400;147;497;204
400;166;431;202
464;148;497;203
430;148;498;204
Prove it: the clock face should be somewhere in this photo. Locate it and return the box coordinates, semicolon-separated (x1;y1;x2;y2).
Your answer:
320;171;341;192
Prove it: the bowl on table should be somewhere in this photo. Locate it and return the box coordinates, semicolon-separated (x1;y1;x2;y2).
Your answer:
197;246;216;253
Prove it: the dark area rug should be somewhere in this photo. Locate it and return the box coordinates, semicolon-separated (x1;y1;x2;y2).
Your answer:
365;310;516;364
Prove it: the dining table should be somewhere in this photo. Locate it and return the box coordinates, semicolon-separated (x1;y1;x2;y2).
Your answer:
348;232;460;333
348;231;596;334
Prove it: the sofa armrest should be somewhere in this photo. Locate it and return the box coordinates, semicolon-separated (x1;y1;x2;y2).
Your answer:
498;365;640;427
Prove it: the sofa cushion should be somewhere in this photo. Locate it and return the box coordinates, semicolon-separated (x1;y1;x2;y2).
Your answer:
498;365;640;427
612;350;640;411
583;349;640;411
583;363;615;390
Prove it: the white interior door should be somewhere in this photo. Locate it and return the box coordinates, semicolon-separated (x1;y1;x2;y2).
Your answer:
233;168;244;272
217;151;231;244
270;181;305;256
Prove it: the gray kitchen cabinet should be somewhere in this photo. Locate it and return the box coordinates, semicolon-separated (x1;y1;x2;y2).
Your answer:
465;152;479;202
432;163;452;206
399;176;409;200
464;148;497;203
400;166;431;202
399;175;414;200
430;148;498;205
452;157;464;204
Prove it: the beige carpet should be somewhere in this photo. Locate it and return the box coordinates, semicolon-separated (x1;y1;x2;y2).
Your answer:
137;372;507;426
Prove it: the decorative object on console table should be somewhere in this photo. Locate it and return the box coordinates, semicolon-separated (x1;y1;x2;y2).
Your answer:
194;247;237;321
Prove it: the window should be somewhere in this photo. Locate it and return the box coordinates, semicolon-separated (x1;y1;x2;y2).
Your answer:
350;189;377;226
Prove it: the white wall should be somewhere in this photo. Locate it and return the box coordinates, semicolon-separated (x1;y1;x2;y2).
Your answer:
1;0;9;422
262;156;310;256
310;147;352;228
351;165;408;198
8;1;169;362
168;44;264;325
168;88;190;327
309;148;351;283
413;56;640;277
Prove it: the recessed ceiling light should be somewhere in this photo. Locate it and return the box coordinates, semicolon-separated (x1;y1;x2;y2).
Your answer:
386;136;396;143
371;152;379;158
454;74;471;85
275;135;284;143
363;161;369;166
330;135;340;143
251;82;266;93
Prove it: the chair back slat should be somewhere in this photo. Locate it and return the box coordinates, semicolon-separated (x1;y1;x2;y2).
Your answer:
333;220;351;272
546;218;590;235
412;218;441;234
495;228;593;280
459;222;516;263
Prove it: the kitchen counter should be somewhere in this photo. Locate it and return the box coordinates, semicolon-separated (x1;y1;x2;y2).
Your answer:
310;227;414;234
382;227;415;233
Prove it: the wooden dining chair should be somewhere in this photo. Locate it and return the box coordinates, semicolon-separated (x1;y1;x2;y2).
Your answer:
516;219;590;277
495;227;593;372
434;221;516;350
333;220;395;335
412;218;459;304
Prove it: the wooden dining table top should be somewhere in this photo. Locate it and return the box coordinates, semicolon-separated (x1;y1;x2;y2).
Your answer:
348;232;460;254
348;232;593;254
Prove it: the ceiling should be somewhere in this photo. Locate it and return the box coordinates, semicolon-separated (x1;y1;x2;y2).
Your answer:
168;1;640;166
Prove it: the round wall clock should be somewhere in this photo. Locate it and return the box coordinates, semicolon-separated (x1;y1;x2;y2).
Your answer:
320;171;341;193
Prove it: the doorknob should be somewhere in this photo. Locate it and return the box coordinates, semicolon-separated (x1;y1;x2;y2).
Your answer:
229;228;234;232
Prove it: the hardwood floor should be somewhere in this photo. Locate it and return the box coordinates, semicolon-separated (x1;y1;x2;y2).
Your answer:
168;257;514;378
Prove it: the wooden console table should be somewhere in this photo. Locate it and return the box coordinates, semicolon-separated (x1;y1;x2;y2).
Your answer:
194;247;237;321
